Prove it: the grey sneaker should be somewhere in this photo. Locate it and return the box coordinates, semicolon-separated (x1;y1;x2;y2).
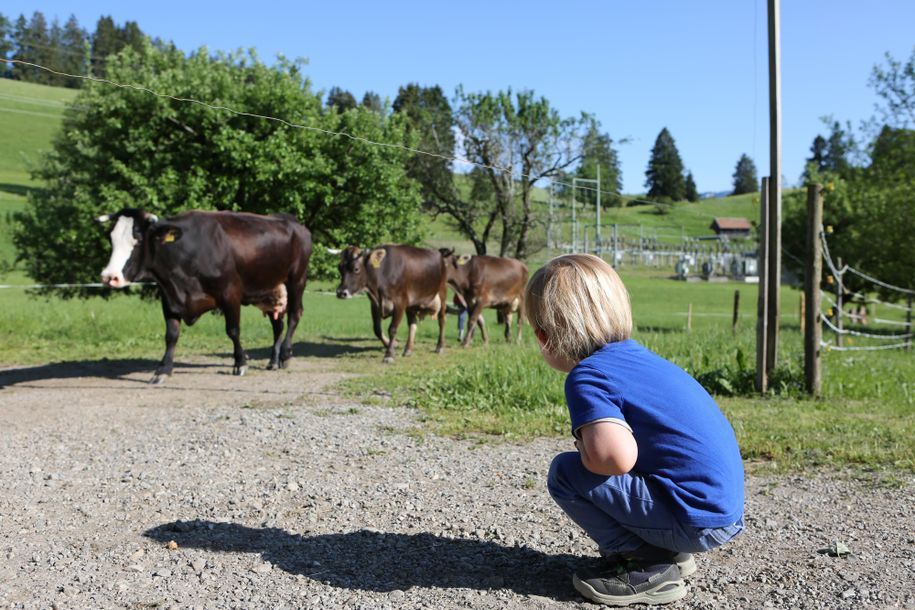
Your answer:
572;558;686;606
622;545;697;578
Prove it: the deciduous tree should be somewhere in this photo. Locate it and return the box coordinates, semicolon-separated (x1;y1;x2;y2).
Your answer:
455;87;590;259
13;44;421;290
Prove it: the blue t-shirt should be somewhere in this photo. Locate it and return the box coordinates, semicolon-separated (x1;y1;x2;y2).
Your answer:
565;339;744;528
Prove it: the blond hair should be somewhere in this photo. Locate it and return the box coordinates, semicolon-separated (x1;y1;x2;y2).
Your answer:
524;254;632;364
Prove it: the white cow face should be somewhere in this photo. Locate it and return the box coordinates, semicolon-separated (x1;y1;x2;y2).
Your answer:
98;209;158;288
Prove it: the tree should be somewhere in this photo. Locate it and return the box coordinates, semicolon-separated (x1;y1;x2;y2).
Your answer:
645;127;685;201
58;15;88;85
11;11;50;83
684;171;699;202
13;44;422;290
455;87;590;259
0;13;13;78
574;120;623;208
326;86;357;112
731;154;758;195
90;15;119;76
361;91;382;114
869;47;915;129
393;83;499;255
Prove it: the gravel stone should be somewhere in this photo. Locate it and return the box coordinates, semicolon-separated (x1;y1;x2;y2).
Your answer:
0;354;913;609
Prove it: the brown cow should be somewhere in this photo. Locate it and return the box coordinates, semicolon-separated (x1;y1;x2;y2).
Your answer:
335;245;447;363
439;249;528;346
98;208;312;383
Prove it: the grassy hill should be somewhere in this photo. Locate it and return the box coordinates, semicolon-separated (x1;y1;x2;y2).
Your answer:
0;79;77;273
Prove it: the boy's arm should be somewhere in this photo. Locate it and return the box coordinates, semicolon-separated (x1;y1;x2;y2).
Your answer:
575;421;638;476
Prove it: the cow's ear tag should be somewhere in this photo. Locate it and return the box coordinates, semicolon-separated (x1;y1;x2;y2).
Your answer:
458;255;471;266
161;229;179;244
369;249;386;268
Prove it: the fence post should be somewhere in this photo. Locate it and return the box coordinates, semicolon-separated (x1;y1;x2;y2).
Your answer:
835;257;843;347
732;290;740;334
804;184;823;397
756;178;770;393
906;295;913;351
687;303;693;332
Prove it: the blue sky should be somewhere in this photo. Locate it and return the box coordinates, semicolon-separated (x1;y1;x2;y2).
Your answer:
5;1;914;194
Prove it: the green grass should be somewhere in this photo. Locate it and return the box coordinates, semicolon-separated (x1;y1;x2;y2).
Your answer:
0;80;77;272
1;79;912;475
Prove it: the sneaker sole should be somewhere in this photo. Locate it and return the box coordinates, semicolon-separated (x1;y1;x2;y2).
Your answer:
677;555;697;578
572;575;687;607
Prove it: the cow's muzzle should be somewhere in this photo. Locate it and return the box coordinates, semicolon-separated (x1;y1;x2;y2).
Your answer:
336;288;352;299
101;272;128;288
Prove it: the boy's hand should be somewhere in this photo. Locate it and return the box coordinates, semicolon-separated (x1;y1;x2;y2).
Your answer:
577;421;638;476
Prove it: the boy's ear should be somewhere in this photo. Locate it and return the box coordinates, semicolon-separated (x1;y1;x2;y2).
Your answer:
534;327;549;346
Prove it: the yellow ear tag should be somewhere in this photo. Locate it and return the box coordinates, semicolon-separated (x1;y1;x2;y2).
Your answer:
163;230;177;243
457;255;471;266
369;249;386;268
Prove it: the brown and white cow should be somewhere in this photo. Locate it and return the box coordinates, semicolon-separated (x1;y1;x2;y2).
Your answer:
439;249;528;346
335;245;447;363
98;208;312;383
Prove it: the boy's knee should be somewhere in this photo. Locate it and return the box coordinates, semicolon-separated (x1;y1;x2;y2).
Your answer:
547;451;585;499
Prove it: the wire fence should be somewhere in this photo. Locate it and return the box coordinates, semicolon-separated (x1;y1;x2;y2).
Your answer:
818;229;913;353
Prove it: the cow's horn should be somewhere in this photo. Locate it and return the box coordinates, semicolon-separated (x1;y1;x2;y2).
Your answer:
326;248;342;255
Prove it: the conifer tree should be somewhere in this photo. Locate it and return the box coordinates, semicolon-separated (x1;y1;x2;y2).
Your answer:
685;171;699;202
731;154;758;195
644;127;685;201
0;13;13;77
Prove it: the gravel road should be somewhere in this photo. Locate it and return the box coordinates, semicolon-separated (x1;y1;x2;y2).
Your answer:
1;354;913;609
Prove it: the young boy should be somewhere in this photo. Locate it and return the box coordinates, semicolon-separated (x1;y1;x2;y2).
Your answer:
524;254;744;606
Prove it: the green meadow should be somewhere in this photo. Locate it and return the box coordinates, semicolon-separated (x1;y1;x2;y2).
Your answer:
1;78;912;475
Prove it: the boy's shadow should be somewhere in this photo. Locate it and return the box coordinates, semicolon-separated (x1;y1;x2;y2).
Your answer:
144;520;583;600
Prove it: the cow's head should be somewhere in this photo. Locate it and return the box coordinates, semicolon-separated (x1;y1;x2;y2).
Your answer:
96;208;158;288
335;246;385;299
438;248;472;288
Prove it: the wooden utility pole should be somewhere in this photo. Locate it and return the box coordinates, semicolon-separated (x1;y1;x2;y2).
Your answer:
756;178;770;392
804;185;823;396
766;0;782;373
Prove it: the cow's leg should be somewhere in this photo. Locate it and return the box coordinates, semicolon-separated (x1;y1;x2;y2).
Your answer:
152;303;181;385
371;300;390;348
435;289;446;354
223;301;247;376
278;279;305;368
267;316;285;370
383;306;405;363
515;305;524;344
403;310;418;357
462;301;488;347
504;310;514;342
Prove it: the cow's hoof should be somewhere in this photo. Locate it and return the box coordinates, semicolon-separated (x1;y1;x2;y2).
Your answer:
382;356;395;364
233;365;247;376
434;347;444;354
149;373;169;385
279;358;291;369
267;361;279;371
402;350;413;358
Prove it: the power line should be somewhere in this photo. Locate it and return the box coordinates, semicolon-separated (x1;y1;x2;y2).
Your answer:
0;57;623;199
